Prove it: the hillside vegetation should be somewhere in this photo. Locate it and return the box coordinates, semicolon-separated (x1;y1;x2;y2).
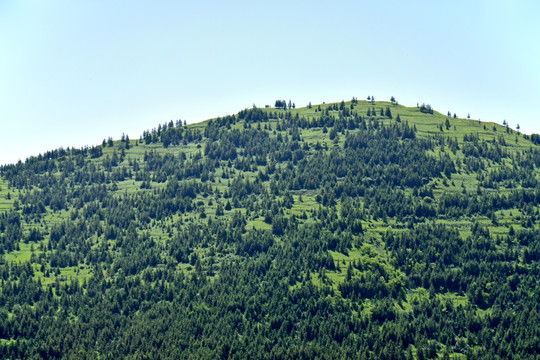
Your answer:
1;98;539;359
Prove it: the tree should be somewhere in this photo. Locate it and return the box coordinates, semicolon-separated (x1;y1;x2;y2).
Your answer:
385;107;392;119
419;104;433;114
390;96;396;104
329;127;337;140
346;263;354;281
308;101;312;109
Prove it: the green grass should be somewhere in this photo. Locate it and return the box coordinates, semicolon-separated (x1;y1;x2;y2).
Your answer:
245;218;272;231
4;242;41;263
37;266;93;287
0;177;18;213
261;99;530;150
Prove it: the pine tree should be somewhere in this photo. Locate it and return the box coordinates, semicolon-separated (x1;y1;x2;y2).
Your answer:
385;107;392;119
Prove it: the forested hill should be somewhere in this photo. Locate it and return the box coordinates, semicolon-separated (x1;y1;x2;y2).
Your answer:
1;98;540;359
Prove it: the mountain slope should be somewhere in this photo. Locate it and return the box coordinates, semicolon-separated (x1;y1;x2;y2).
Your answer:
0;99;539;359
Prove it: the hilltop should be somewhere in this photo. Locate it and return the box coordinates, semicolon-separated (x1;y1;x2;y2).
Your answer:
0;98;539;359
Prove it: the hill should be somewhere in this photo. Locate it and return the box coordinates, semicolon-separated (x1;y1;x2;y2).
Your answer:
0;98;539;359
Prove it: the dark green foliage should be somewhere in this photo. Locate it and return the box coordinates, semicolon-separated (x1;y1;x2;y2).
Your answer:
385;106;393;119
420;103;434;114
524;133;540;145
0;100;539;359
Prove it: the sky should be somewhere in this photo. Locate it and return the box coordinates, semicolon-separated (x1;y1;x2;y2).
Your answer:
1;0;539;165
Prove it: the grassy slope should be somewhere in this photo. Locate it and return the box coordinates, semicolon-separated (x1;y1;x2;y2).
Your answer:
193;101;536;302
0;178;18;213
0;100;538;306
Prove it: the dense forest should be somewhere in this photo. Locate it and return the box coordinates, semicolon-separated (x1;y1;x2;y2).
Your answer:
0;98;539;359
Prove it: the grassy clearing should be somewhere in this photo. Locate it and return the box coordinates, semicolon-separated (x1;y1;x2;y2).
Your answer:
245;218;272;231
37;266;93;287
0;177;17;213
270;99;529;151
4;242;42;263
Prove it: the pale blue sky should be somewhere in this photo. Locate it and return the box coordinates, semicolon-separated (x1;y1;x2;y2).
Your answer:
1;0;539;165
